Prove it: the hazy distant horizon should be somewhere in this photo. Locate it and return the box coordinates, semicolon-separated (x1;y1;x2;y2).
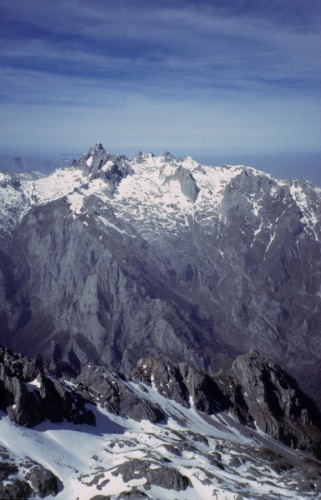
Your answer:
1;143;320;187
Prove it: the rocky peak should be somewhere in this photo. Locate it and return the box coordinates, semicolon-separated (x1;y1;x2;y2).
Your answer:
92;142;105;152
0;345;95;427
161;164;200;202
73;143;133;190
133;357;244;418
84;142;108;173
76;363;165;423
1;348;321;498
224;350;321;457
134;358;191;408
162;151;177;162
134;353;321;458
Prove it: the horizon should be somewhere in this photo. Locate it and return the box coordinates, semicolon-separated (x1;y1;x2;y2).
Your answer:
1;0;320;182
0;143;320;187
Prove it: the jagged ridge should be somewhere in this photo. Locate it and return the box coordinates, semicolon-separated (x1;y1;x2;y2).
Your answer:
0;143;320;413
1;346;321;498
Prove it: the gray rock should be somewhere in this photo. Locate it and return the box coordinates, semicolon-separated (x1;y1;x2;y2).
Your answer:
89;496;111;500
133;357;230;414
223;350;321;456
25;465;59;498
133;352;321;458
116;490;150;499
0;346;95;427
77;364;164;423
162;164;200;202
0;461;18;481
0;479;31;499
134;358;190;407
74;142;134;190
0;445;61;499
111;459;191;491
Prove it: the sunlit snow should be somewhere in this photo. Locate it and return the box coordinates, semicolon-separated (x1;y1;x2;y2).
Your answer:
0;379;315;500
0;149;320;250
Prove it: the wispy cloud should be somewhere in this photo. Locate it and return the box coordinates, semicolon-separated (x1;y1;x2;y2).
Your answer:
0;0;320;153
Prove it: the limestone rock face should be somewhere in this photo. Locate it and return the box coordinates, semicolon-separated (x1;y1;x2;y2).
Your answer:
225;350;321;455
0;145;321;412
0;346;95;427
162;164;200;202
133;358;230;414
133;352;321;457
1;344;321;499
74;142;134;190
77;363;165;423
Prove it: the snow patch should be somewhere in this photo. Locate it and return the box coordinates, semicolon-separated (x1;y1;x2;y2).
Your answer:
67;191;84;216
86;155;93;167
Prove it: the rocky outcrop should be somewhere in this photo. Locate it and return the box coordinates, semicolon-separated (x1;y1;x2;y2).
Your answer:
1;346;321;497
77;363;165;423
111;459;191;492
132;352;321;458
0;446;59;499
223;350;321;457
162;164;200;202
133;358;230;413
74;142;133;189
0;346;95;427
24;464;59;498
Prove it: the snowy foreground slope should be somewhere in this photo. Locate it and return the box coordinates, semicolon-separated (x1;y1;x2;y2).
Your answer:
1;380;321;500
0;345;321;499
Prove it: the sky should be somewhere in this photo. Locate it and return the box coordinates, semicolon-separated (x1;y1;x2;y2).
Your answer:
0;0;320;183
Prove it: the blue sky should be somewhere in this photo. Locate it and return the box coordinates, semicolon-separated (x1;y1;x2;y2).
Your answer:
0;0;320;182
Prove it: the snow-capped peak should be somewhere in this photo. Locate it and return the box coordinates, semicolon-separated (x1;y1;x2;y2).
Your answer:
0;144;320;245
181;156;200;170
92;141;105;153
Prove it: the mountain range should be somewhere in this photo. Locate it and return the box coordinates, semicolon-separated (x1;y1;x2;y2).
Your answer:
0;156;71;176
0;143;320;498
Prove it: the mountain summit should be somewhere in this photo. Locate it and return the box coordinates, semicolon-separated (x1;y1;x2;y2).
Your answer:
0;144;320;410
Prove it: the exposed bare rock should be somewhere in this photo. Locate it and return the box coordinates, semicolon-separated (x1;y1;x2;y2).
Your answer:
133;358;230;413
77;363;164;423
111;459;191;491
0;446;59;499
74;142;134;189
224;350;321;457
24;465;59;498
0;346;95;427
132;352;321;458
133;358;190;407
162;164;200;202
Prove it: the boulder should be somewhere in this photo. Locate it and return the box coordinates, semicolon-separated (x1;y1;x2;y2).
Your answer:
111;459;191;491
25;464;59;498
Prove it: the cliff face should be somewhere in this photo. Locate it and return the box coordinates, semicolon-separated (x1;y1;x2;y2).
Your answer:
0;144;321;408
133;351;321;458
1;344;321;458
